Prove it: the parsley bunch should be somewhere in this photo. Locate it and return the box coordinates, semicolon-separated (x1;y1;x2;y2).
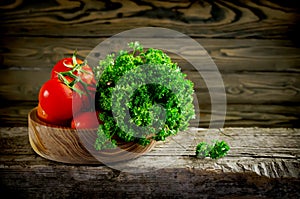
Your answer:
93;41;195;150
195;140;230;159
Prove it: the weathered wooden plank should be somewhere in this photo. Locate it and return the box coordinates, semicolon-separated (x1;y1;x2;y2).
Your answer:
1;164;299;198
0;0;299;39
0;127;299;180
0;127;299;198
1;127;300;164
0;70;48;101
1;101;299;128
0;0;299;197
1;37;299;72
1;70;299;105
1;127;300;161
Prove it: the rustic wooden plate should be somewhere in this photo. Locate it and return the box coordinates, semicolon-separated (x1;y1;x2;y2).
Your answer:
28;107;156;164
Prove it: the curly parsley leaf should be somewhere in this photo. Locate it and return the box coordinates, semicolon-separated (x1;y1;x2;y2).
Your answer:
195;140;230;159
93;41;195;150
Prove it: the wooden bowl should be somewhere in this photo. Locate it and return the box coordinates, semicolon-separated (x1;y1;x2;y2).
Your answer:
28;107;156;164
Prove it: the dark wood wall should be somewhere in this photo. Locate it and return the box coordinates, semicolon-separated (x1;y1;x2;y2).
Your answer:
0;0;299;127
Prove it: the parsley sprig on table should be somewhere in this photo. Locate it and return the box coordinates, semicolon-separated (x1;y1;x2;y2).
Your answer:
93;41;195;150
195;140;230;159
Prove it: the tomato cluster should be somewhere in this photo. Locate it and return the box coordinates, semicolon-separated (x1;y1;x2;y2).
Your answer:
37;54;102;129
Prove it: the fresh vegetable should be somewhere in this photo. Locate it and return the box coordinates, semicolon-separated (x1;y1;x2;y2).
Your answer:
51;57;83;79
37;42;195;151
93;41;195;150
71;111;103;129
51;53;96;92
37;52;96;126
195;140;230;159
37;78;83;125
51;52;96;107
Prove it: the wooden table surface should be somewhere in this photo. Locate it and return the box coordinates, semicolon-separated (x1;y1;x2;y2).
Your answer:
0;0;299;198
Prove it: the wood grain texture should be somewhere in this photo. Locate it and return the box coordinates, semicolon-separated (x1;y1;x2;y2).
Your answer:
0;0;299;128
28;107;156;164
1;69;299;103
1;37;299;72
1;37;299;104
0;37;299;127
1;69;299;127
1;127;299;177
1;101;299;128
0;0;299;39
1;127;299;198
0;0;299;197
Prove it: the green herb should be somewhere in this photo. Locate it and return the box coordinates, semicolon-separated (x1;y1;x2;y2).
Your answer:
93;41;195;150
195;140;230;159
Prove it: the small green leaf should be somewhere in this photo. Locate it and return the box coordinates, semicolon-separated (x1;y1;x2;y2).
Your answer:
195;140;230;159
195;142;211;158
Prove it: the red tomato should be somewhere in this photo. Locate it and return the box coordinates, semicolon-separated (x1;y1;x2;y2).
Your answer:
51;57;96;110
51;57;76;79
37;78;83;125
51;57;96;87
71;111;103;129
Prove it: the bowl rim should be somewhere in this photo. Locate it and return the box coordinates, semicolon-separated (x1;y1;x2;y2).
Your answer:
28;107;156;164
